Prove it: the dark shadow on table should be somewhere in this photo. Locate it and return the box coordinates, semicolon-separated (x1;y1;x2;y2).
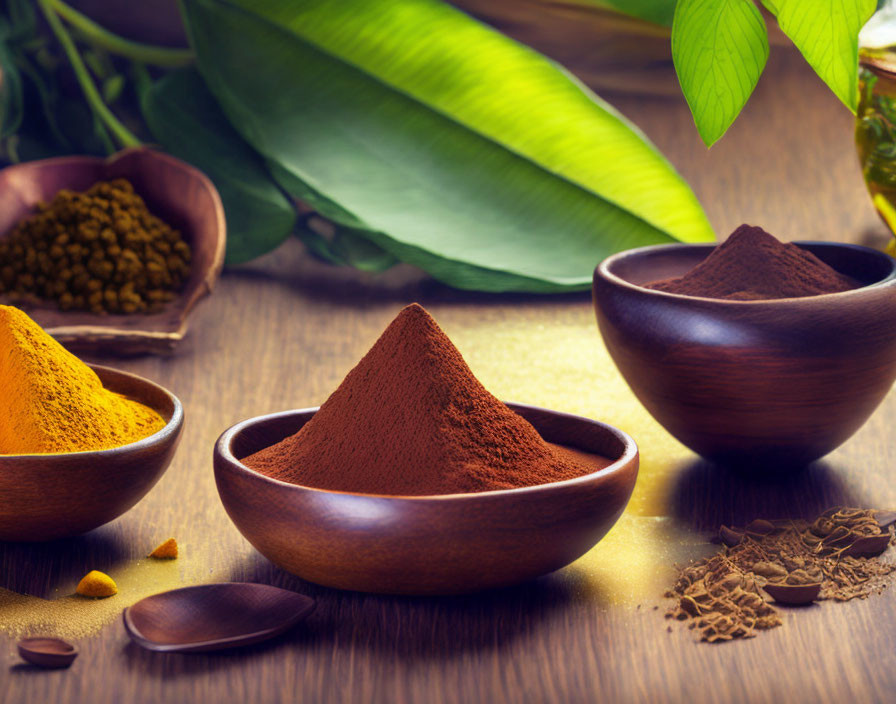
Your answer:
0;527;129;597
225;238;592;309
123;553;589;678
668;457;861;532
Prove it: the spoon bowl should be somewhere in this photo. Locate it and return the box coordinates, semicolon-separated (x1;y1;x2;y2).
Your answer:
123;583;316;653
214;403;639;595
17;637;79;668
0;364;183;541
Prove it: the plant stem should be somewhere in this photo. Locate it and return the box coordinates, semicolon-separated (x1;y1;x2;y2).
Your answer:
50;0;194;67
35;0;141;150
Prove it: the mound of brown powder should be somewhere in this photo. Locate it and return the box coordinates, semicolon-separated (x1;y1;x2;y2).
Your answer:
646;224;859;300
243;304;600;495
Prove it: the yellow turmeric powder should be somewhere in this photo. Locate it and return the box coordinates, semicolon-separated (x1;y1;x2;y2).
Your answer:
0;305;165;454
149;538;178;559
75;570;117;598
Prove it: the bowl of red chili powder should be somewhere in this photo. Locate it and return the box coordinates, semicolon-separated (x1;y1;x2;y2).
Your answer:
593;225;896;467
214;305;638;595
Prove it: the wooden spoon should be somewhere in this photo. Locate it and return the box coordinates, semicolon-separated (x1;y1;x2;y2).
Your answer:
17;637;78;668
122;583;315;653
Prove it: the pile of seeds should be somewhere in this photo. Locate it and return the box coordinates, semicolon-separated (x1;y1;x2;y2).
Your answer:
666;507;895;643
0;179;191;314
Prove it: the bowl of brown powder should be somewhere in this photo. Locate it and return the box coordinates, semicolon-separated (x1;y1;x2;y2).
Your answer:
214;304;639;595
593;224;896;467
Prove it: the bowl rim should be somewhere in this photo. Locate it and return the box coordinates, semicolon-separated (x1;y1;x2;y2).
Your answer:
0;363;184;461
214;402;639;502
595;240;896;304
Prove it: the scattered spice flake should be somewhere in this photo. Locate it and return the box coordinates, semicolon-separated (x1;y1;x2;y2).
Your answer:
75;570;117;598
665;507;895;643
149;538;178;559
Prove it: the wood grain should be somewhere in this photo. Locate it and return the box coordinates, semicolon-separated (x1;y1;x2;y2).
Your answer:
3;42;896;704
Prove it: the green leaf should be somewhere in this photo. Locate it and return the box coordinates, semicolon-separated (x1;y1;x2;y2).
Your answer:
587;0;677;27
101;73;124;104
763;0;875;113
673;0;769;147
180;0;713;293
142;67;297;265
0;18;24;139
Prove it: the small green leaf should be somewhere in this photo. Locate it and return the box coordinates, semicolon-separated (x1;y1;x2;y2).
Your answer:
101;74;124;104
672;0;769;147
142;68;297;265
764;0;875;113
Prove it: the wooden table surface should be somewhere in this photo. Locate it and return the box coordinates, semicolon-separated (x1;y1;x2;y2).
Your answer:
4;41;896;704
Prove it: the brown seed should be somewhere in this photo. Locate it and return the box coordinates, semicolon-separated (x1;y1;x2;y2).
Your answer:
752;561;788;580
874;511;896;530
762;582;821;605
843;534;892;557
821;526;854;547
718;573;743;591
719;525;745;546
745;519;776;535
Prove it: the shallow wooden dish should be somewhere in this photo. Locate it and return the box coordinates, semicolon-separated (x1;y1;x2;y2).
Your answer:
593;241;896;467
214;403;638;595
0;365;183;541
0;147;226;354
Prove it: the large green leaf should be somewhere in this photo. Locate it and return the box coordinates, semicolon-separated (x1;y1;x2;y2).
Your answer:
142;67;296;265
181;0;714;292
762;0;876;113
673;0;769;148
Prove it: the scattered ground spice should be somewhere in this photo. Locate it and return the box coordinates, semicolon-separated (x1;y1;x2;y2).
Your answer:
646;224;859;300
244;304;605;495
665;507;895;643
0;179;191;314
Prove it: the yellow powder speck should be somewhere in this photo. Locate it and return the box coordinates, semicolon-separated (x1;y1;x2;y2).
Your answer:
149;538;178;559
75;571;117;598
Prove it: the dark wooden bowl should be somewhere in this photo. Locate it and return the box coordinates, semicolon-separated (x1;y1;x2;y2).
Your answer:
593;241;896;467
214;404;639;595
0;365;183;541
0;147;226;355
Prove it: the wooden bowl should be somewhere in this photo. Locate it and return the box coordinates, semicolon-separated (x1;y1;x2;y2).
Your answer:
593;241;896;466
214;403;638;595
0;365;183;541
0;147;226;354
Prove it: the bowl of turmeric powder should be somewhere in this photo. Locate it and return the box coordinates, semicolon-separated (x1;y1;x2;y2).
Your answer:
214;304;639;595
0;305;184;541
593;225;896;467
